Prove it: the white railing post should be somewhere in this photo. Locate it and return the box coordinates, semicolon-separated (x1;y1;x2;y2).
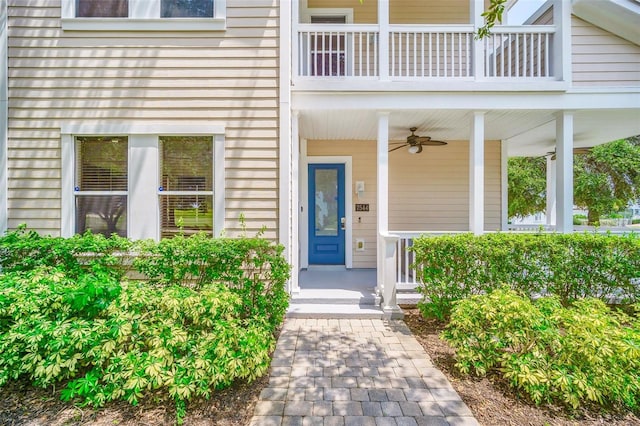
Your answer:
471;0;484;80
379;0;389;80
382;234;403;319
553;0;571;83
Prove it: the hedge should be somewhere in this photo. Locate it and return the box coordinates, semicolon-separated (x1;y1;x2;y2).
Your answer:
411;232;640;319
0;229;290;423
444;288;640;413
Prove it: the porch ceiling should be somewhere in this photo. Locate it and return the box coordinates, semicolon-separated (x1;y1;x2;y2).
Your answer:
298;108;640;157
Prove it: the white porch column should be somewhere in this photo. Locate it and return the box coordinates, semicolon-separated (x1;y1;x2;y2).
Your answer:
546;156;556;226
553;0;572;83
471;0;485;80
555;111;574;233
379;0;389;80
0;0;7;234
469;111;485;234
376;112;390;298
500;140;508;231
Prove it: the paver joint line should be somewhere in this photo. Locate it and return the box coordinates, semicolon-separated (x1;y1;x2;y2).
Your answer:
249;318;478;425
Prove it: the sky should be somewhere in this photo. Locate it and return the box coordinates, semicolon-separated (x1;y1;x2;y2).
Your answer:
507;0;548;24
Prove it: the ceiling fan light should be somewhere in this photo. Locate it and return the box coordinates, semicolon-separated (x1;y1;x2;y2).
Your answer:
408;145;420;154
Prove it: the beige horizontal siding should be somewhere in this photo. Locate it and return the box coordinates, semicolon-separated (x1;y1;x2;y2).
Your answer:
571;16;640;87
307;0;474;24
307;139;502;268
7;0;281;238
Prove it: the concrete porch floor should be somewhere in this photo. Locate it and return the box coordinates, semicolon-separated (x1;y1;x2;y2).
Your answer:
297;268;378;301
288;268;420;319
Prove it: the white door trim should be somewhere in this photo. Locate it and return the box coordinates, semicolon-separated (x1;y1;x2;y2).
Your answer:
301;153;353;269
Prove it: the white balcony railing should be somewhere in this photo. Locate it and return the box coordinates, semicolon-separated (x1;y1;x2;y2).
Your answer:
297;24;379;78
296;24;556;81
390;25;474;78
484;26;555;78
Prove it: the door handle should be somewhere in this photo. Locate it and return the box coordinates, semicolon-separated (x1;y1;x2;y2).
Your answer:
340;217;346;230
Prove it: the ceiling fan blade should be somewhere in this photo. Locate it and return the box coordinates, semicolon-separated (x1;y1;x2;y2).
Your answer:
388;145;407;153
420;140;447;146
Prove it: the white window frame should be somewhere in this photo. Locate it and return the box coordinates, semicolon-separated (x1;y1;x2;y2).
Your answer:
61;0;226;31
61;124;225;240
158;135;216;238
74;136;129;238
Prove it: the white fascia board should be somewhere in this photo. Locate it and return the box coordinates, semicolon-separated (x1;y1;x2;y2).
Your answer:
291;91;640;111
61;124;225;136
292;80;570;92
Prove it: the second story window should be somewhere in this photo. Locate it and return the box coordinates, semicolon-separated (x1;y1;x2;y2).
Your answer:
77;0;128;18
162;0;214;18
64;0;225;31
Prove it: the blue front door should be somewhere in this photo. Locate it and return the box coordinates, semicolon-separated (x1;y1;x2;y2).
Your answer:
309;164;345;265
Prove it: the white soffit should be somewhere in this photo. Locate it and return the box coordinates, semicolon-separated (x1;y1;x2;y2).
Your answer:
298;108;640;158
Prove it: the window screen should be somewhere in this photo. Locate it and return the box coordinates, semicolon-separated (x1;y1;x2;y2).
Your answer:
75;137;128;237
76;0;128;17
159;136;213;238
161;0;214;18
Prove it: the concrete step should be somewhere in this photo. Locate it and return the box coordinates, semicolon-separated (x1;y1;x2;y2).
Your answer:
286;303;385;319
397;292;422;305
290;296;377;305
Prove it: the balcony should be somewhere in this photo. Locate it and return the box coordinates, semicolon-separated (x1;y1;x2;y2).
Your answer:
294;24;558;89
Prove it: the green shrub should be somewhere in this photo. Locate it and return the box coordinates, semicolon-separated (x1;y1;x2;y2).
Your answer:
443;288;640;413
0;226;132;279
411;232;640;319
132;233;290;333
0;267;275;423
0;229;290;423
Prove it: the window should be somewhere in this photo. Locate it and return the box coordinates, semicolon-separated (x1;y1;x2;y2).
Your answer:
62;0;226;31
162;0;213;18
76;0;128;18
159;136;214;238
74;137;128;237
61;126;225;240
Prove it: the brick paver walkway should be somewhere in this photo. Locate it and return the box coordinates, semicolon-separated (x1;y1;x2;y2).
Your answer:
250;318;478;426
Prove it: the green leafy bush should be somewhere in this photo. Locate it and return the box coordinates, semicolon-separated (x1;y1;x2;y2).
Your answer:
411;232;640;319
0;229;290;423
0;226;132;279
443;288;640;413
132;233;290;333
0;267;275;423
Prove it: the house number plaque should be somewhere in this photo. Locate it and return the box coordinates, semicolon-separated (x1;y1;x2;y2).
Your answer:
355;204;370;212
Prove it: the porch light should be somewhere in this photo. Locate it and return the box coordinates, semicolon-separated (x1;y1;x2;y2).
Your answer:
408;145;422;154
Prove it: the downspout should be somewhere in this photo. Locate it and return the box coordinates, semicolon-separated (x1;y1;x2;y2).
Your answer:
0;0;8;234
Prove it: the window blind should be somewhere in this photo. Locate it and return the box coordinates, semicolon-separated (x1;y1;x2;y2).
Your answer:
159;136;213;237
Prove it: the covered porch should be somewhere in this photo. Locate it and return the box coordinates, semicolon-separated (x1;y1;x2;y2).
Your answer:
287;96;640;318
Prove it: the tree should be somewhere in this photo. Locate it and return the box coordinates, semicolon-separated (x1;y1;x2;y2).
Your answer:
478;0;508;38
574;139;640;225
508;156;547;219
507;138;640;224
